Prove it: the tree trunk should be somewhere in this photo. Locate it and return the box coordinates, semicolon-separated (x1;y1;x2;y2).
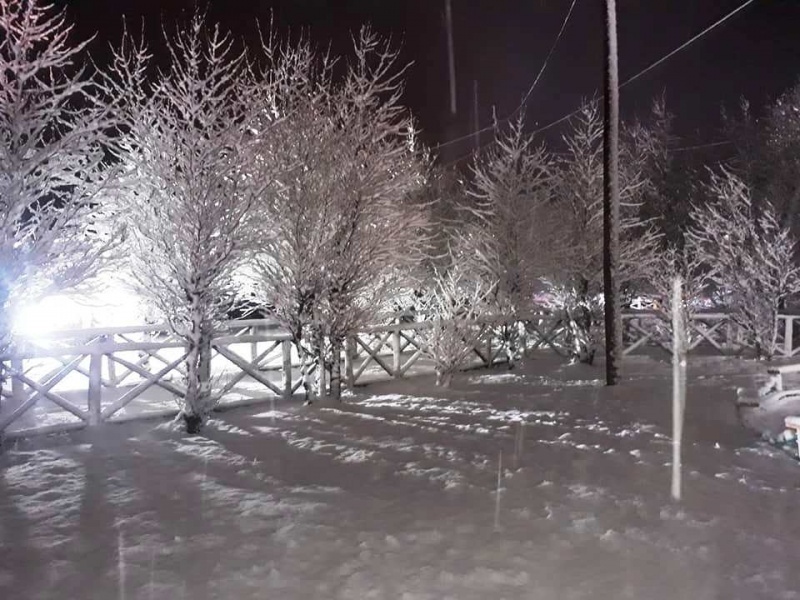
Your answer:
317;338;327;398
297;339;318;404
329;338;343;401
603;0;622;385
436;369;452;388
183;301;213;434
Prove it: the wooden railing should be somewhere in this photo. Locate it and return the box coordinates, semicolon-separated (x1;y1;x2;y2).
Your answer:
2;312;799;438
0;317;518;438
0;320;295;438
622;312;800;358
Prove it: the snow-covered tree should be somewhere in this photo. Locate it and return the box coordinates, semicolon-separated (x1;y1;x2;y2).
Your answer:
107;15;263;432
725;85;800;243
687;169;800;359
545;100;660;364
248;28;430;402
459;116;555;366
0;0;120;394
636;96;702;251
762;83;800;237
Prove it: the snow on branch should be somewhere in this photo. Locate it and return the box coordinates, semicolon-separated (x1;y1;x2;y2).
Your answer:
687;168;800;359
0;0;122;357
416;265;493;387
541;99;662;363
106;11;264;428
246;28;432;401
460;115;556;316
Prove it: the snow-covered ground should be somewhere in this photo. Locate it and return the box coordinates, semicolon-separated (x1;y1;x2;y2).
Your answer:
1;353;798;600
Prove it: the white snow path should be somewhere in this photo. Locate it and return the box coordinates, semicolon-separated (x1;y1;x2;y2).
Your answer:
0;353;798;600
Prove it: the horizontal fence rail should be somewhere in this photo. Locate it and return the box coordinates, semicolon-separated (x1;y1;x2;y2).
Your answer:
2;312;799;438
621;312;800;358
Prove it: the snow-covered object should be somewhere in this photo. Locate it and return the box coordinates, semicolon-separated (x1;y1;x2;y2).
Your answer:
647;246;710;347
460;116;555;315
0;1;122;359
246;28;431;401
542;100;661;363
106;13;265;429
783;416;800;457
1;354;798;599
457;117;555;366
687;169;800;359
416;266;492;387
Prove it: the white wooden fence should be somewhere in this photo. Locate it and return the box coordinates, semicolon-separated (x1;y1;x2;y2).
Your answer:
0;317;516;438
621;312;800;358
2;312;799;438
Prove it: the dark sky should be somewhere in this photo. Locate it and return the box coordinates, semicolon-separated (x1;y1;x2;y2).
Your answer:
61;0;800;157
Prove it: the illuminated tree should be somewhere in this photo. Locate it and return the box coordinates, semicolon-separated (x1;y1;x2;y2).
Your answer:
647;245;709;349
0;0;120;403
547;100;660;364
416;264;492;387
687;169;800;359
248;28;430;402
459;116;556;366
107;14;262;432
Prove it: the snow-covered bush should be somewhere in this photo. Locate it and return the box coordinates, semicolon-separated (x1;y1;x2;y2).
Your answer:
416;267;492;387
106;14;262;431
687;169;800;359
0;0;121;396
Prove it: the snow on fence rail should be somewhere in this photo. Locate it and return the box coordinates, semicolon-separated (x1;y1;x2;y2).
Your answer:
622;312;800;358
0;316;516;438
2;312;799;438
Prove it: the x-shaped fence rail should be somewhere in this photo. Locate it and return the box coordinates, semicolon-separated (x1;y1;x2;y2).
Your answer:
3;312;800;437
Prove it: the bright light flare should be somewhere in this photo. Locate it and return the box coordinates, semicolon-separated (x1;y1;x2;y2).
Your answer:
12;276;148;338
13;295;88;338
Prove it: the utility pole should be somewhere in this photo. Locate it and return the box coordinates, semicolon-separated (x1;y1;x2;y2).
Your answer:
445;0;457;116
473;79;480;152
603;0;621;385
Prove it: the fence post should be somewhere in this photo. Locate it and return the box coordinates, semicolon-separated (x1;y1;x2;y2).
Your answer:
106;348;118;388
88;337;104;426
671;277;687;501
784;317;794;357
392;329;402;378
9;357;29;428
486;325;493;366
345;336;356;389
722;317;732;351
282;340;292;400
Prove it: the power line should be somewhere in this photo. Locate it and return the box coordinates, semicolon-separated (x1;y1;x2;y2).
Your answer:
442;136;735;171
433;0;579;153
439;0;759;164
534;0;759;136
669;140;733;153
621;0;758;87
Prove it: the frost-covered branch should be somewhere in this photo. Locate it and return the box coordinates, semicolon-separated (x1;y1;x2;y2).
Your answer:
416;266;493;387
247;28;431;401
107;12;263;430
457;116;555;365
0;0;121;372
687;168;800;359
544;99;661;363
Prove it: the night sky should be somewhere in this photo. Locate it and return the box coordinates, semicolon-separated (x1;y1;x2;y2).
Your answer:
60;0;800;157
